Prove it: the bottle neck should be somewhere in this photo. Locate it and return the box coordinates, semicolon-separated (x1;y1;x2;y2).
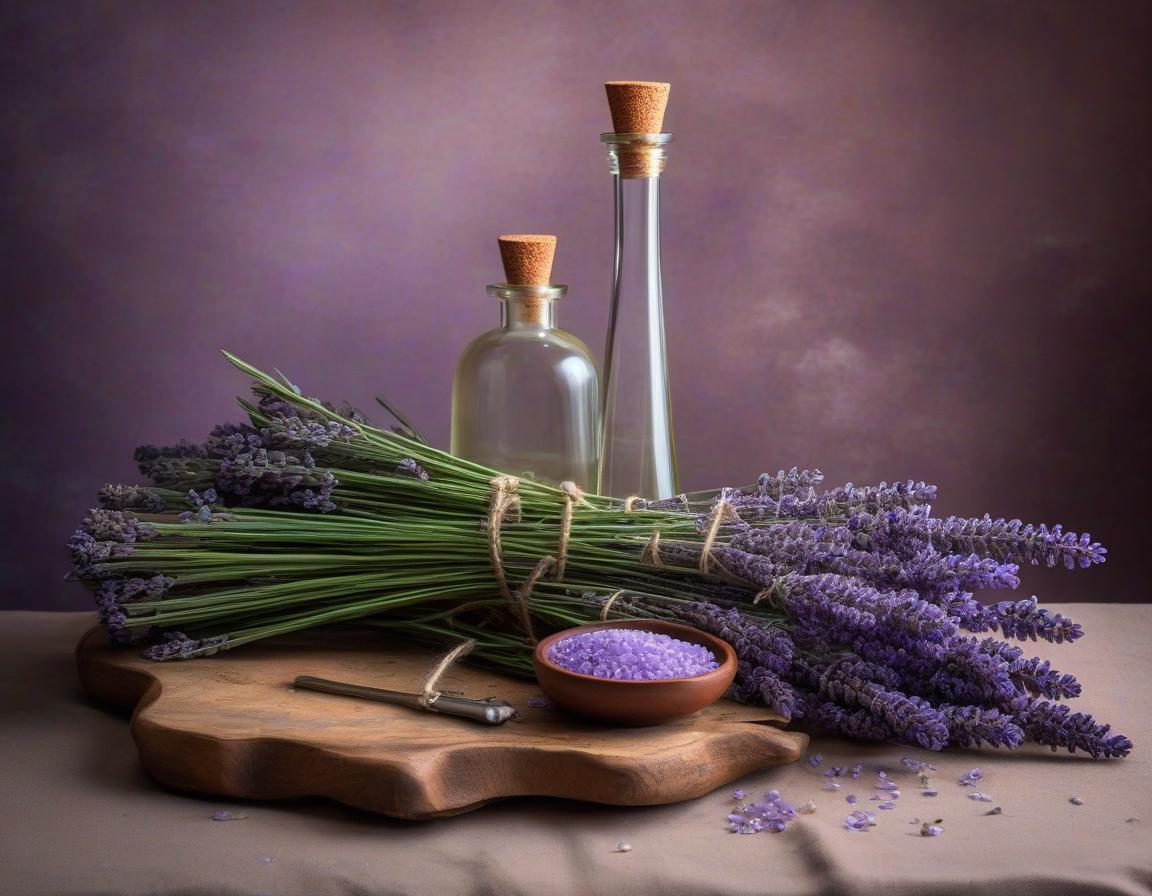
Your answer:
602;132;672;179
487;284;566;329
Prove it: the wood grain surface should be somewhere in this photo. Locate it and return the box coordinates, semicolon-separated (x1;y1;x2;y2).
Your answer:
75;626;807;819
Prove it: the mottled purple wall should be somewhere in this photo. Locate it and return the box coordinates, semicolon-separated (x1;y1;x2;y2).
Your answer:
2;1;1150;609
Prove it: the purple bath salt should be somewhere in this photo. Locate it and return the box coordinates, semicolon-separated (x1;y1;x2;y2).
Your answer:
547;629;719;681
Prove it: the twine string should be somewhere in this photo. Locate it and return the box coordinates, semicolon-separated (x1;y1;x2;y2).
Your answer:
555;481;591;581
418;638;476;708
486;476;521;603
698;499;740;575
640;531;665;568
515;556;556;644
599;590;627;621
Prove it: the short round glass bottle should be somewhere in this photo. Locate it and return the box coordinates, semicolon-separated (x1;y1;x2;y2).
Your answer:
451;283;600;490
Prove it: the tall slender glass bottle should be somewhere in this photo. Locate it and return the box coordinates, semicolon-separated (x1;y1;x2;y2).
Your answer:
451;235;600;490
598;81;678;500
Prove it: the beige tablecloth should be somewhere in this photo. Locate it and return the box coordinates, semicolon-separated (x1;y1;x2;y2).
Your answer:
1;607;1150;896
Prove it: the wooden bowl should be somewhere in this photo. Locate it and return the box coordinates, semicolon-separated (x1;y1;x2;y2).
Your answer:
532;619;738;726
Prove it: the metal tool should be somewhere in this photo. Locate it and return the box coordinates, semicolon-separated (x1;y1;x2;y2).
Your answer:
293;675;517;725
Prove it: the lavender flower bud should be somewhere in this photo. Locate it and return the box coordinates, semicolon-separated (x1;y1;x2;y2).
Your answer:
802;694;894;741
939;704;1024;749
794;656;949;751
81;509;156;544
143;632;229;661
981;596;1084;643
134;439;207;474
664;601;794;678
97;484;166;513
69;530;134;578
1007;697;1132;758
733;665;802;719
395;458;430;480
886;511;1107;570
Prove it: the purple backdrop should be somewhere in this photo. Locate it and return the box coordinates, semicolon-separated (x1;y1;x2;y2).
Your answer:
2;1;1150;610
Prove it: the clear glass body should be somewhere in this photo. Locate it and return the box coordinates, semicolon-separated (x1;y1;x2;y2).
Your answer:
451;285;600;490
599;134;679;500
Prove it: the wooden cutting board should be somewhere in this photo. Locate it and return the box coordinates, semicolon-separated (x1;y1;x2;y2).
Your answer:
76;625;807;819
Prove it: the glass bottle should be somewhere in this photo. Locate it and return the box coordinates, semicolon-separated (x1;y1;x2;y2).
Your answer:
451;243;600;490
598;93;679;500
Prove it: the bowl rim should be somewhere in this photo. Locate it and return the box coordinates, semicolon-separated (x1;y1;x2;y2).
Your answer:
533;619;737;686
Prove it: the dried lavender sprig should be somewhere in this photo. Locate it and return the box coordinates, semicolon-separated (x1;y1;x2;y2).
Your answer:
81;509;156;544
755;573;958;650
939;704;1024;749
1007;697;1132;758
727;480;937;523
657;600;794;678
1009;657;1082;700
142;631;229;661
875;508;1106;570
754;468;825;500
97;484;167;513
134;439;207;473
70;531;138;578
101;574;176;603
394;458;429;480
792;656;950;751
733;665;802;719
964;596;1084;644
921;636;1019;705
801;694;895;742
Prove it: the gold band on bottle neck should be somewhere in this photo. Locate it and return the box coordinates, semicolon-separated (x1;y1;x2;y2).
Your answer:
602;132;672;179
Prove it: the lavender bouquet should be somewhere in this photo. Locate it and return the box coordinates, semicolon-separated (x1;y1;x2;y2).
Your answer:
71;354;1131;759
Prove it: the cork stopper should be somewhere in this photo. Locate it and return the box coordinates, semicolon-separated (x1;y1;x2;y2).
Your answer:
498;234;556;286
605;81;669;134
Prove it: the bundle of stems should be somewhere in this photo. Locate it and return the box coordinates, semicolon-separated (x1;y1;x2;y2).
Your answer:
71;353;1131;758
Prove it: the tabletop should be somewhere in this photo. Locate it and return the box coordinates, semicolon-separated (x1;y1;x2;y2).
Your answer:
1;606;1149;896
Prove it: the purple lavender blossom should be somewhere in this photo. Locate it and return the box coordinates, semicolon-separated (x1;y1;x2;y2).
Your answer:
755;468;825;499
94;582;134;645
103;575;176;602
800;695;894;742
394;458;430;480
728;479;936;524
794;657;949;750
976;597;1084;643
847;548;1020;599
212;428;339;512
69;530;135;577
134;439;207;474
97;484;166;513
204;422;259;457
143;631;229;661
260;415;358;450
733;666;801;719
1007;697;1132;758
938;704;1024;749
923;637;1019;705
1009;656;1081;700
971;638;1082;700
756;574;957;655
81;509;156;544
665;602;794;678
874;509;1106;570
